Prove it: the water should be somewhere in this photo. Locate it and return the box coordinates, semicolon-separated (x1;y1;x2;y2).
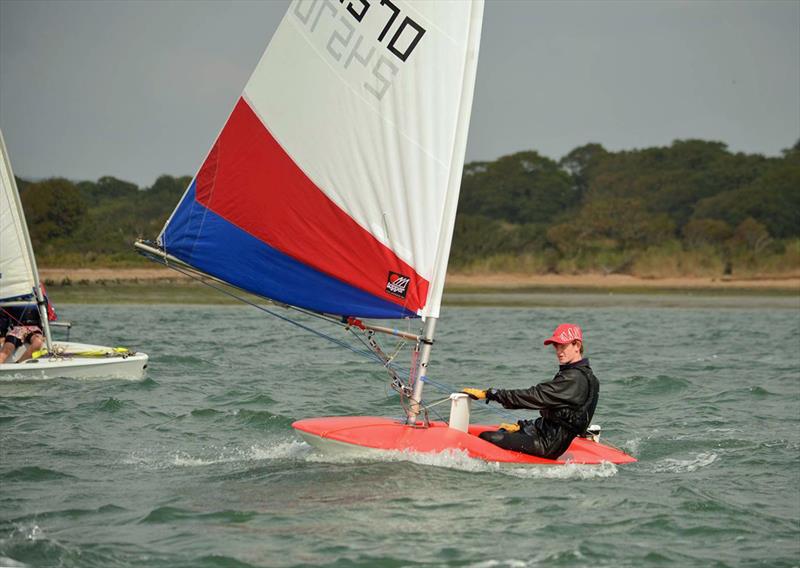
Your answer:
1;299;798;567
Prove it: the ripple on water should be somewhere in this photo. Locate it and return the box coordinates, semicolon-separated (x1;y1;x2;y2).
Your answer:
140;506;257;524
207;390;275;407
2;467;75;482
231;408;291;429
9;504;128;525
121;439;310;471
618;374;692;395
189;408;223;418
97;397;124;412
649;452;718;473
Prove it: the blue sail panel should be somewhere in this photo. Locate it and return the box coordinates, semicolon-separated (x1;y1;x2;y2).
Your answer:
161;182;417;319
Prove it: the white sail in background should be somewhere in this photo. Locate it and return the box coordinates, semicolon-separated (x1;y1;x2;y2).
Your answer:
0;129;37;302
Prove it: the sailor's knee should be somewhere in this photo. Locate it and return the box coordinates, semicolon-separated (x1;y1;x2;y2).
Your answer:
479;430;506;444
29;334;43;350
0;342;14;363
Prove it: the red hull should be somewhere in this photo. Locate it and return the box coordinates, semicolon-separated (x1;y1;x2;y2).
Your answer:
292;416;636;465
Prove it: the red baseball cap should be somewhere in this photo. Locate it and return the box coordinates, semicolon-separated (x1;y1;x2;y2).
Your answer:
543;323;583;345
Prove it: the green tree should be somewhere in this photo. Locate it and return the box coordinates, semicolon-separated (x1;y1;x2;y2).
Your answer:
77;176;139;206
547;197;675;253
559;143;608;198
682;218;733;248
14;176;30;194
583;140;768;230
692;157;800;238
450;214;546;265
459;151;575;225
730;217;771;253
20;178;87;247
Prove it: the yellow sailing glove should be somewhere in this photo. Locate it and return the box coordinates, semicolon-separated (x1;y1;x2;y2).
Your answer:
499;422;520;433
462;388;486;400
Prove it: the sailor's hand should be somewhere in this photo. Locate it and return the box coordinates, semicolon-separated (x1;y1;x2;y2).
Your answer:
499;422;520;433
462;388;486;400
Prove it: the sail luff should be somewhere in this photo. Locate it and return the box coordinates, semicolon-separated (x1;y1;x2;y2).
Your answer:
420;0;484;319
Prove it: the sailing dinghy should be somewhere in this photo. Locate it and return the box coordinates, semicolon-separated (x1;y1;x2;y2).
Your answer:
0;129;148;381
136;0;635;465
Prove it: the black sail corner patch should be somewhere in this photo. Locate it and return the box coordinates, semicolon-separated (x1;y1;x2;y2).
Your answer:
385;272;410;299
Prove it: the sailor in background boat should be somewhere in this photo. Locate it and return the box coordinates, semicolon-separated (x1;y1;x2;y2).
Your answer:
462;323;600;460
0;305;44;364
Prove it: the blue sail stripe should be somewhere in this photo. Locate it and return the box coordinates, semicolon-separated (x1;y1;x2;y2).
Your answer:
161;182;417;319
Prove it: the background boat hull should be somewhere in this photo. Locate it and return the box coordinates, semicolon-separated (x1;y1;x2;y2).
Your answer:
0;341;148;381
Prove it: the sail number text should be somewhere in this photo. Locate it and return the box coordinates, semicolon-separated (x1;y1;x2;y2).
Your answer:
293;0;427;100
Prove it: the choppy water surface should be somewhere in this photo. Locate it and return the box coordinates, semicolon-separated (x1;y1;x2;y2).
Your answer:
1;298;798;567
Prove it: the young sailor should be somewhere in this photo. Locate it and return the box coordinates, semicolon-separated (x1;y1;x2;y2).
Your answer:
0;305;44;364
462;323;599;460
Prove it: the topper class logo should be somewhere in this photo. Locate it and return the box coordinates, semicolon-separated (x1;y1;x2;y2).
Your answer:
558;328;579;342
385;272;410;299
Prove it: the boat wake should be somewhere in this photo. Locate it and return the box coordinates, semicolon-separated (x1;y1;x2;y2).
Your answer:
301;442;619;479
650;451;718;473
122;439;309;470
123;435;620;479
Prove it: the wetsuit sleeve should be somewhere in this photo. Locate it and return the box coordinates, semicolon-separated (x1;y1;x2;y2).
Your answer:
489;370;588;410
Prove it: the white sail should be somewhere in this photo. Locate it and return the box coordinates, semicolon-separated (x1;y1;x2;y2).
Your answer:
0;129;38;302
157;0;484;319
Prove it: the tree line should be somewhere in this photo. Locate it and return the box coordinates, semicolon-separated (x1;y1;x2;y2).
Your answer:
452;139;799;276
16;138;800;277
17;174;190;267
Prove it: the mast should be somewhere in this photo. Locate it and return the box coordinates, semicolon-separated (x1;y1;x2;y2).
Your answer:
406;316;436;424
406;1;483;423
0;130;53;351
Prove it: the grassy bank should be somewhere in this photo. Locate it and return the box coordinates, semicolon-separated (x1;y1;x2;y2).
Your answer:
40;274;800;309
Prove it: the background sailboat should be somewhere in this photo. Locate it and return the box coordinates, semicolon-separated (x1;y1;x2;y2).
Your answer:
0;129;148;380
137;0;634;465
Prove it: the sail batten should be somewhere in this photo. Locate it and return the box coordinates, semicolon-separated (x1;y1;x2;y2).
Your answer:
159;0;484;319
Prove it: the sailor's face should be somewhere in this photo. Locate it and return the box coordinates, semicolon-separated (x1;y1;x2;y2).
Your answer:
553;340;582;364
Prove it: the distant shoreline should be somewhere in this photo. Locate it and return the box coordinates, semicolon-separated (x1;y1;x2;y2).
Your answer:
39;267;800;293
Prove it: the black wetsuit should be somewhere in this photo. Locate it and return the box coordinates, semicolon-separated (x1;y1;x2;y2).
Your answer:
479;358;599;460
0;305;42;349
0;304;41;335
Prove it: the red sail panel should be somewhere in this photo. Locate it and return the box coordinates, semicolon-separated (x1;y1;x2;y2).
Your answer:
194;98;428;314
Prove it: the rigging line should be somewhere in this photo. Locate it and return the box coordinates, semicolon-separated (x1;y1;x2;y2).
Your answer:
428;405;447;424
349;328;410;378
143;249;520;424
166;263;385;364
423;395;456;409
142;246;417;377
140;242;351;333
0;306;27;328
420;375;523;421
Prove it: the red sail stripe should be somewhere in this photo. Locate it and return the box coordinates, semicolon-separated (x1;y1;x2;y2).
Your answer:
194;98;427;313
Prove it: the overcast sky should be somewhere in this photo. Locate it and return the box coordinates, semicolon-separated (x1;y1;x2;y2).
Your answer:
1;0;798;187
